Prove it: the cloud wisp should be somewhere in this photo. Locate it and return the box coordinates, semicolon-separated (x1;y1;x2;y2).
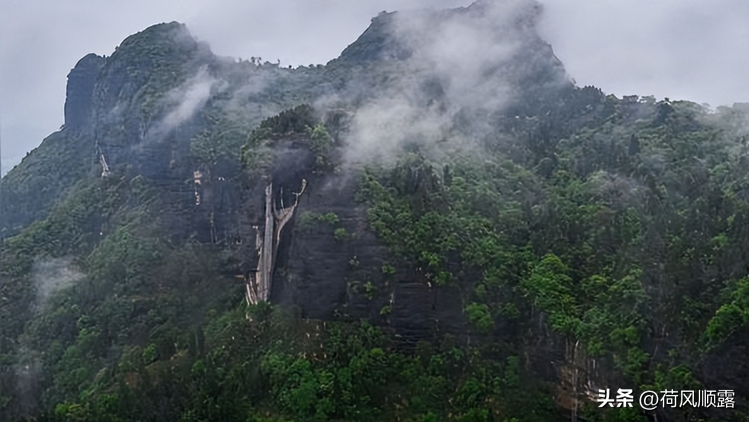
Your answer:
342;0;551;166
147;66;223;140
31;257;84;309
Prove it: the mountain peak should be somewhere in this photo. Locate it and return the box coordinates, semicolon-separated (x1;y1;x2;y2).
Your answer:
335;0;568;115
117;21;192;49
337;0;544;64
65;53;105;129
109;21;208;66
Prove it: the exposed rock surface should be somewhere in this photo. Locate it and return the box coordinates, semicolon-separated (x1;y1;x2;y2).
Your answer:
3;2;748;420
65;53;105;130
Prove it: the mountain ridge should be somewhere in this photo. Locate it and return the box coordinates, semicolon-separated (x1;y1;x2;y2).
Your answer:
2;2;749;421
1;0;572;236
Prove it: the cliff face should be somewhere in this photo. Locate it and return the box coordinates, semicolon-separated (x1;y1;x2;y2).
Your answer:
3;2;749;421
64;53;105;130
2;1;572;234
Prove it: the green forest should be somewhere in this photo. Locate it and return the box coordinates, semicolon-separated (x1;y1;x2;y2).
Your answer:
2;10;749;422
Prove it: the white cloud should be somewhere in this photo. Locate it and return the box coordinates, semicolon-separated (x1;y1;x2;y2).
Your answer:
157;67;218;133
1;0;747;175
31;257;84;307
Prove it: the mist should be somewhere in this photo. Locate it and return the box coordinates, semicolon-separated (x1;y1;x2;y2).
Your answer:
32;257;84;308
147;66;223;141
342;0;553;166
6;257;86;416
162;68;217;129
2;0;747;176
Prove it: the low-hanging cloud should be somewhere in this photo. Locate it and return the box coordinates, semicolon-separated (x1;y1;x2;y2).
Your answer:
149;66;222;139
343;0;546;165
31;257;84;308
163;67;217;125
3;0;747;177
8;257;84;416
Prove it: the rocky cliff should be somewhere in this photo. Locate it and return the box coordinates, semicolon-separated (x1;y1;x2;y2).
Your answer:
2;2;748;421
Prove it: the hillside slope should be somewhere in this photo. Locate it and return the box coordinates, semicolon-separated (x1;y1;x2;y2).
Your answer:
2;2;749;421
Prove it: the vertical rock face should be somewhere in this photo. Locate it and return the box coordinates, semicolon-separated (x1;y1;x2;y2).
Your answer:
4;3;749;420
64;53;105;130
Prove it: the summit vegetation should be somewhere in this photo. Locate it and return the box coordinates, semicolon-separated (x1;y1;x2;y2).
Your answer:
2;4;748;422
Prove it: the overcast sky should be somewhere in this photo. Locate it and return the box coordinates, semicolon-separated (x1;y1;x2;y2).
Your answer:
1;0;747;176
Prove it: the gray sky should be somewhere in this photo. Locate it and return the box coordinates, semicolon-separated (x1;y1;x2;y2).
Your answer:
1;0;747;176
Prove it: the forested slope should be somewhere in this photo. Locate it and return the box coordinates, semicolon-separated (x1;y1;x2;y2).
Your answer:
1;1;748;421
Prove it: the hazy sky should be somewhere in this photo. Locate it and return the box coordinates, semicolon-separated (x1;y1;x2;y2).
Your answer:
1;0;747;176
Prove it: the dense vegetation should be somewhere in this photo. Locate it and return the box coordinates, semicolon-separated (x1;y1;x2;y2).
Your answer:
3;93;748;422
355;96;749;421
2;10;749;422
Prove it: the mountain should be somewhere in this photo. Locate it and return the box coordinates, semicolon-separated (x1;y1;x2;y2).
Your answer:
2;1;749;421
